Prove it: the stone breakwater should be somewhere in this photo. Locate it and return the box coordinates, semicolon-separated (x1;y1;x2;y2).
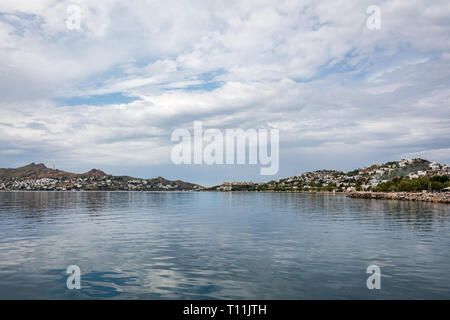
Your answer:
346;191;450;204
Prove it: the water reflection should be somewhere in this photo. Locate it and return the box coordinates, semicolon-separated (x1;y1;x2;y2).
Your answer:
0;191;449;299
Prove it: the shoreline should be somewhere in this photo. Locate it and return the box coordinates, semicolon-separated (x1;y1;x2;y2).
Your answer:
346;191;450;204
1;189;449;204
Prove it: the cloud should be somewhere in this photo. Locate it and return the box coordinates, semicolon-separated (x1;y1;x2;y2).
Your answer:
0;0;449;182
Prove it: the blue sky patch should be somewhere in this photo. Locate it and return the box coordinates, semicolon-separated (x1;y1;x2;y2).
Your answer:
57;93;140;106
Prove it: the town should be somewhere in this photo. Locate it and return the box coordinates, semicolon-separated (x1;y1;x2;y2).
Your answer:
0;163;203;191
211;159;450;192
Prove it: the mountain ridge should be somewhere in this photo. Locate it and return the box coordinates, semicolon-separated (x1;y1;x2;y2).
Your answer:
0;163;203;191
0;163;108;179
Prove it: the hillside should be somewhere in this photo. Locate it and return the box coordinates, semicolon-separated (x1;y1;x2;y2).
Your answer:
0;163;203;191
0;163;77;179
210;158;449;192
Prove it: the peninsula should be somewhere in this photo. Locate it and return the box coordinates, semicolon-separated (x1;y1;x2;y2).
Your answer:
207;158;450;203
0;163;203;191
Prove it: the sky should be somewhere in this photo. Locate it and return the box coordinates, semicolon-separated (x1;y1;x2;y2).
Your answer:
0;0;449;186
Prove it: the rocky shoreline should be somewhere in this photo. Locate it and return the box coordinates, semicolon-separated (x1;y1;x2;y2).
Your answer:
346;191;450;203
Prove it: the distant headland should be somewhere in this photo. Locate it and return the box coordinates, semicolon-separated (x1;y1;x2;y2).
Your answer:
0;163;203;191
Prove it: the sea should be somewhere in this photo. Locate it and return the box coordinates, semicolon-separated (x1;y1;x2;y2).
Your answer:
0;191;449;299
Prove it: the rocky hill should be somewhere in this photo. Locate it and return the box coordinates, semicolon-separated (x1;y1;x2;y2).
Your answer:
0;163;203;191
0;163;76;179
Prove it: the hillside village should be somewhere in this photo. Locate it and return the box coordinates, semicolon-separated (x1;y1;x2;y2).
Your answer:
212;159;450;192
0;163;203;191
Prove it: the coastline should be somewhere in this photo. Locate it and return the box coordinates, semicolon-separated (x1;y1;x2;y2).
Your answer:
1;189;449;204
346;191;450;204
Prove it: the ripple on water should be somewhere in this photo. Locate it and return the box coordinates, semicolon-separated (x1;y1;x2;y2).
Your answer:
0;191;449;299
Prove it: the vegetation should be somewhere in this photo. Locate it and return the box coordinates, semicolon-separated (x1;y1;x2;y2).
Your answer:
380;159;430;180
374;175;450;192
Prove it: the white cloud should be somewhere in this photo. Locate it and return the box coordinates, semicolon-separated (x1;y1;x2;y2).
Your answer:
0;0;449;181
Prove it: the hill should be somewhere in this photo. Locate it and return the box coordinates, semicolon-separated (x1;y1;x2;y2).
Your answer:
210;158;449;192
0;163;202;191
0;163;76;179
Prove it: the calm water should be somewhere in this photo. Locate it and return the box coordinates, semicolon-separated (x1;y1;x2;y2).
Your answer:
0;191;449;299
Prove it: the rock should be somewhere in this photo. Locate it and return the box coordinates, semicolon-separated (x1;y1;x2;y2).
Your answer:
345;191;450;203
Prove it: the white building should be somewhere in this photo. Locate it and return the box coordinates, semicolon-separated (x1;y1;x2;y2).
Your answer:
429;162;440;171
408;173;419;179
